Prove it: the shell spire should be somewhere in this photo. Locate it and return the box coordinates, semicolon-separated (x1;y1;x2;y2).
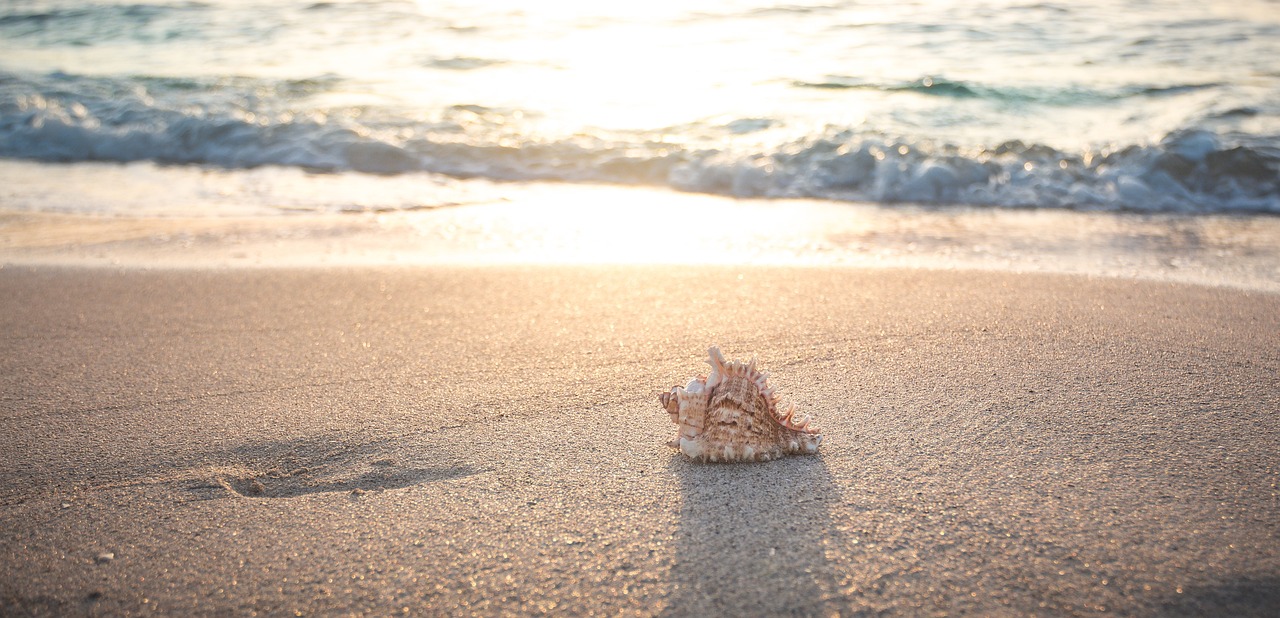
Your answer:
658;347;822;463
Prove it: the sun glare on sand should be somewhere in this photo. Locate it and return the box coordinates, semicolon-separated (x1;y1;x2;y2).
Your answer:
404;185;851;265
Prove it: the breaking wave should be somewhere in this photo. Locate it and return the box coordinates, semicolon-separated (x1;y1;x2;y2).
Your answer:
2;72;1277;214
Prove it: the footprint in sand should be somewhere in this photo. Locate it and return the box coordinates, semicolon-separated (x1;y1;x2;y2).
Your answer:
216;463;481;498
177;437;483;500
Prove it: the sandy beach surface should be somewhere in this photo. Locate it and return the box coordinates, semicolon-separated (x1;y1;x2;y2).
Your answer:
1;261;1277;616
4;0;1279;611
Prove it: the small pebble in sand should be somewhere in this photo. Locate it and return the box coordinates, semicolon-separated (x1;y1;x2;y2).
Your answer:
249;480;266;495
351;488;366;496
95;552;114;564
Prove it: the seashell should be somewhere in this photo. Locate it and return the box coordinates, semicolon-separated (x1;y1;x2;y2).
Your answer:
659;347;822;463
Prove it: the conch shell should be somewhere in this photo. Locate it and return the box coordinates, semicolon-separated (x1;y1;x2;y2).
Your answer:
659;347;822;462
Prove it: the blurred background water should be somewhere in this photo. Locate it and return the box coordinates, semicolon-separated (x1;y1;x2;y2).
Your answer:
1;0;1278;214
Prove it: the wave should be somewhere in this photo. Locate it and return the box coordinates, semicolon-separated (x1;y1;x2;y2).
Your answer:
1;73;1277;214
795;76;984;98
0;2;212;43
663;132;1280;213
792;75;1223;105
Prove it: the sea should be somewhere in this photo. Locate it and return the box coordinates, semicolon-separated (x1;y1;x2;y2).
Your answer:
1;0;1278;216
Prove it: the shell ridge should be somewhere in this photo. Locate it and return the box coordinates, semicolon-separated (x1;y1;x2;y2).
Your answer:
658;347;823;462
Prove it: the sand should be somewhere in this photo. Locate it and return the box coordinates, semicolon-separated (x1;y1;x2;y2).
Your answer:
5;186;1280;291
0;264;1277;616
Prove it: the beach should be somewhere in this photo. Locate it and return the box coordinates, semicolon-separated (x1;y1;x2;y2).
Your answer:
3;0;1280;613
2;260;1277;615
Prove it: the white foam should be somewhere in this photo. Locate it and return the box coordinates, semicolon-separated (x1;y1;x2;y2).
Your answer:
0;72;1276;213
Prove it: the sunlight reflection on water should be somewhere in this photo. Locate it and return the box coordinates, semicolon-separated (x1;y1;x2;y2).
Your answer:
0;0;1277;213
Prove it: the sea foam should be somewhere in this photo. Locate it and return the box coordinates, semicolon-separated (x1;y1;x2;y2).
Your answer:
5;77;1276;214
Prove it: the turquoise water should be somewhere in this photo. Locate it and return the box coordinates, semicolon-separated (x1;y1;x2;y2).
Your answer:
1;0;1278;212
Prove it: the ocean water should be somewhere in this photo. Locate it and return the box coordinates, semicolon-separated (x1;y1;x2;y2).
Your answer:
1;0;1279;214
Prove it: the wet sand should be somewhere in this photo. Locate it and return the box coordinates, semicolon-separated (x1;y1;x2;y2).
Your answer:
4;186;1280;291
1;264;1277;615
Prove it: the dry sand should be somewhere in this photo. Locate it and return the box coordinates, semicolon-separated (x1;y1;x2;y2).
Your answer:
1;264;1277;616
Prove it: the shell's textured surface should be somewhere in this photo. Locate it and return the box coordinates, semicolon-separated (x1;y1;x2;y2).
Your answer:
659;347;822;463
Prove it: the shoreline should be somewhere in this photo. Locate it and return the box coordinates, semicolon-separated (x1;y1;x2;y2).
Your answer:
4;182;1280;293
2;264;1277;615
